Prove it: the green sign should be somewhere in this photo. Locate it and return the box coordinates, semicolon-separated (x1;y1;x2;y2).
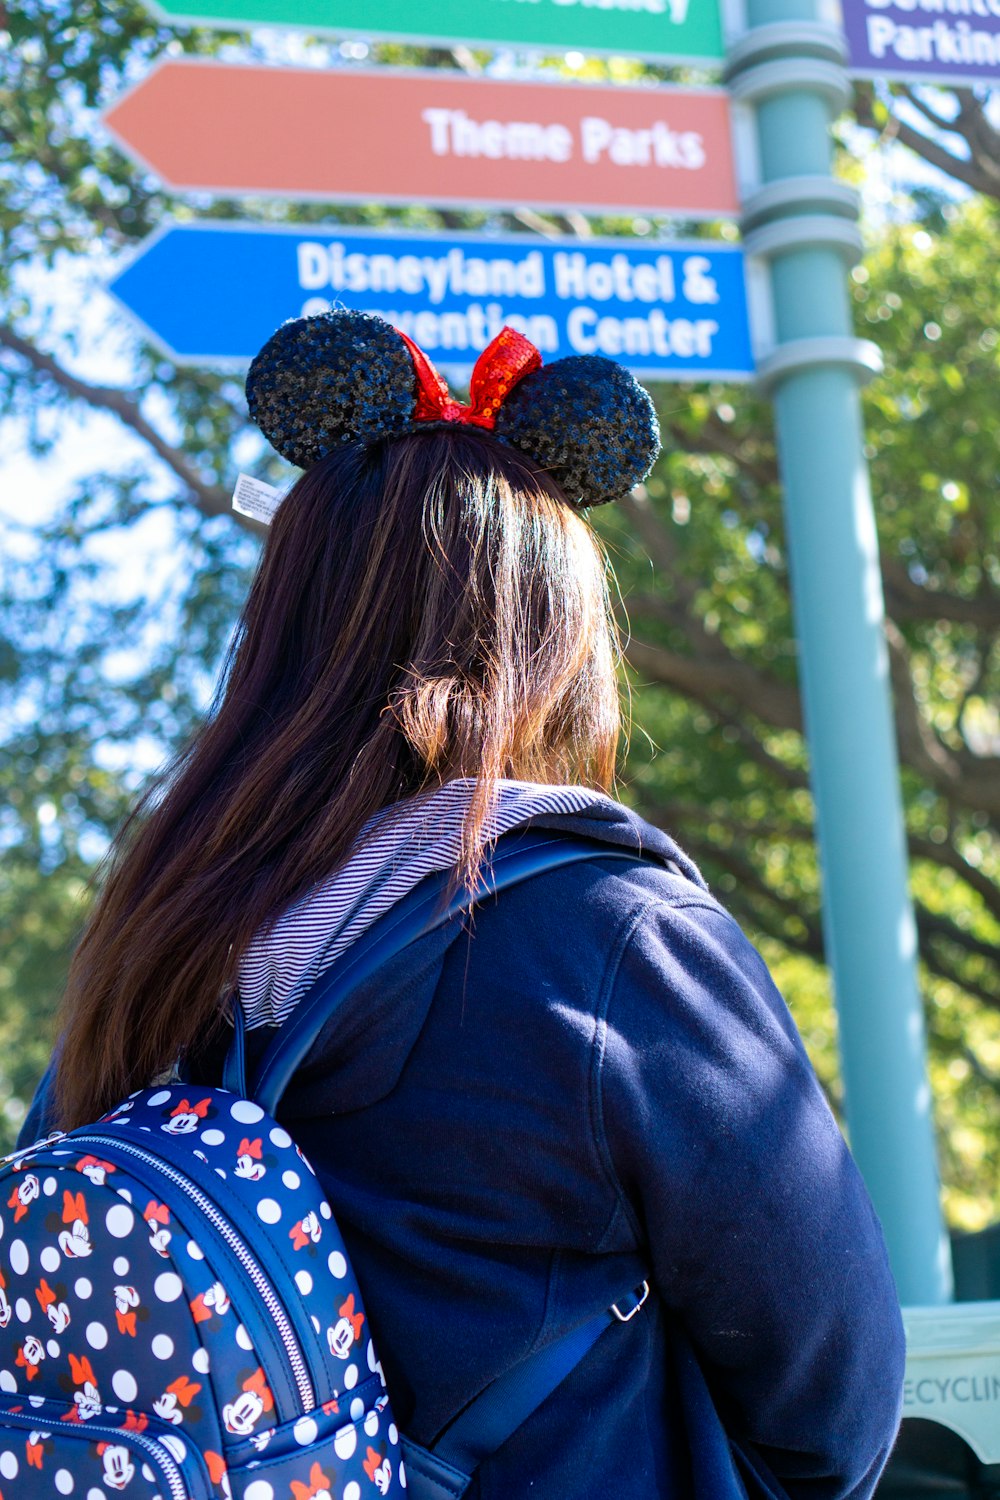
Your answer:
147;0;725;66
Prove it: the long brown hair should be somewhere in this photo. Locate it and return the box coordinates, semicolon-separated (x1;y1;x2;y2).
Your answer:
55;428;621;1128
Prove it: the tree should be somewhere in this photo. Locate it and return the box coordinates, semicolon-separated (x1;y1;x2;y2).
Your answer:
853;79;1000;204
1;2;997;1225
610;198;1000;1225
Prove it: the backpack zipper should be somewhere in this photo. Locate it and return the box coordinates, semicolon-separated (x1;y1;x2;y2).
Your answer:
0;1402;197;1500
71;1134;316;1414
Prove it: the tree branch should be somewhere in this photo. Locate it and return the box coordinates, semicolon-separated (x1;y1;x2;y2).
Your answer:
891;114;998;194
511;208;563;239
921;946;1000;1011
909;835;1000;924
898;83;962;136
884;619;966;788
958;1040;1000;1095
624;634;804;732
646;798;812;847
918;907;1000;968
711;707;811;790
0;323;239;525
954;90;1000;177
618;488;693;604
882;557;1000;630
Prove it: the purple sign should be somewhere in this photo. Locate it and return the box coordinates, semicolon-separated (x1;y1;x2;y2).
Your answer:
843;0;1000;82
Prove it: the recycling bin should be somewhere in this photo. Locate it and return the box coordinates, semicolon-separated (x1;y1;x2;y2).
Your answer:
878;1302;1000;1497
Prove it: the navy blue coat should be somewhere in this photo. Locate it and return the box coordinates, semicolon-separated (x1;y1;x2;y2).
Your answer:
28;801;906;1497
243;801;905;1497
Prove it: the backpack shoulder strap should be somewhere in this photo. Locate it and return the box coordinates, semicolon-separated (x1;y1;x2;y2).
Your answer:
403;1280;650;1496
231;827;651;1496
241;829;639;1115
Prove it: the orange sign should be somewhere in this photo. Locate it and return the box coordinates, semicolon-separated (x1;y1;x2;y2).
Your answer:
103;61;738;218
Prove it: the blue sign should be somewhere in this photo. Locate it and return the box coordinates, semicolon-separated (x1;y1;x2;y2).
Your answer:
108;223;754;382
842;0;1000;83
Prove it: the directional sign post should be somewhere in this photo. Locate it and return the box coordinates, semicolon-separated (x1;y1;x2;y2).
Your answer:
102;61;739;218
146;0;725;65
108;223;754;380
727;2;952;1300
841;0;1000;82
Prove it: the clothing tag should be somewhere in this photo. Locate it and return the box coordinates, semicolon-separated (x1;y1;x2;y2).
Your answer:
232;473;285;525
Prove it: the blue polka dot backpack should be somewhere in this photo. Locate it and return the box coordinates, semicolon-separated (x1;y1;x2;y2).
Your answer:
0;833;649;1500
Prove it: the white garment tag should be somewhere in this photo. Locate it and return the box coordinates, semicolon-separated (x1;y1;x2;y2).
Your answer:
232;473;285;525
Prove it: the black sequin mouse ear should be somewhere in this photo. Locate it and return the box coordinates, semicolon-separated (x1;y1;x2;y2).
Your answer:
247;309;661;510
246;309;418;468
493;355;661;509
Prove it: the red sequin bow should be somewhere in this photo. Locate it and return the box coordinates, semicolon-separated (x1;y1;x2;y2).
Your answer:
396;325;542;431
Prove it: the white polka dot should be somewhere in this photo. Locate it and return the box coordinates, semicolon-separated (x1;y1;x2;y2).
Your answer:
344;1484;361;1500
27;1395;44;1409
47;1339;60;1357
235;1323;253;1351
154;1272;183;1303
311;1315;321;1333
55;1470;74;1494
40;1246;60;1273
42;1177;57;1197
14;1299;31;1323
269;1127;291;1149
151;1334;174;1360
388;1423;398;1445
293;1416;317;1446
328;1251;347;1278
161;1436;187;1464
350;1396;365;1422
74;1278;92;1300
281;1170;300;1191
0;1371;16;1392
9;1241;28;1275
86;1322;108;1350
112;1370;138;1403
113;1257;129;1276
344;1364;358;1389
192;1347;210;1374
86;1489;105;1500
186;1241;204;1261
398;1461;406;1490
367;1339;379;1373
256;1198;281;1225
319;1201;332;1220
200;1129;225;1146
0;1452;18;1479
118;1189;133;1203
230;1101;265;1125
334;1425;357;1461
147;1090;172;1107
244;1483;274;1500
294;1270;313;1296
105;1204;134;1239
364;1409;379;1437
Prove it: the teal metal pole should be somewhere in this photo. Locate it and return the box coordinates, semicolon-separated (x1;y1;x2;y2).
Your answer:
726;9;952;1304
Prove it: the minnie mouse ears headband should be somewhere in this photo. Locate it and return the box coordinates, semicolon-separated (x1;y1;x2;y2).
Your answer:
246;309;660;510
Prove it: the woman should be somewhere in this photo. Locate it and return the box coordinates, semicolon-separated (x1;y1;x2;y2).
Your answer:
41;312;903;1497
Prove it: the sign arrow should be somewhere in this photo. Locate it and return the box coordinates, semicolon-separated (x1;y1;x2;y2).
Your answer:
145;0;725;67
108;222;754;380
102;61;739;218
841;0;1000;84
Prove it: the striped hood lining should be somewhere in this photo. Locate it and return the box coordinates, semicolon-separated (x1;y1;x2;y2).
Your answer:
237;779;610;1030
